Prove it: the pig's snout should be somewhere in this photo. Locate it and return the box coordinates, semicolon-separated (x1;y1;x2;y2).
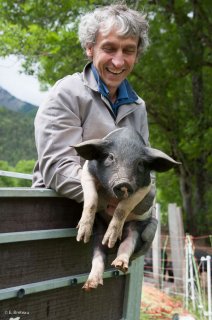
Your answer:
113;183;133;199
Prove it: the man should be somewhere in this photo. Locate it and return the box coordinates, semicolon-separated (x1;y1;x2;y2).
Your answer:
32;4;157;255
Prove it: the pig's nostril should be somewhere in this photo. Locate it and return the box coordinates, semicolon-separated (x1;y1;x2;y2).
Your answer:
113;183;133;199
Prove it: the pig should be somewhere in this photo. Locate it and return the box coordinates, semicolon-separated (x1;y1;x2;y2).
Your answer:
74;127;180;290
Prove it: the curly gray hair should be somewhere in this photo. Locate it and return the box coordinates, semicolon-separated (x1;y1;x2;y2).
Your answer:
78;4;149;58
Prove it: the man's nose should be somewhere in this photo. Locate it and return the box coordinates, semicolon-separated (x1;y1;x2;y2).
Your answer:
112;52;125;68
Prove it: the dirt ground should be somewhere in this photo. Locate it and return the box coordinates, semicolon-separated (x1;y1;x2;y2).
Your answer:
141;283;196;319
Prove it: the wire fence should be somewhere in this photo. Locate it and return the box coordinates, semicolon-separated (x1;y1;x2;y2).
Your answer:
144;233;212;320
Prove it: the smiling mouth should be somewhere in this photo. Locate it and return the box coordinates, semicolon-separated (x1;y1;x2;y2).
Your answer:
106;68;125;75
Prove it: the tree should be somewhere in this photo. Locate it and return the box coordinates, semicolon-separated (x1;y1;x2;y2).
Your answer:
0;107;36;165
0;0;102;86
0;0;211;234
133;0;212;234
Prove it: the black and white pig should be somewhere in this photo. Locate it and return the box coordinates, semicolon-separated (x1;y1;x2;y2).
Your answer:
74;128;180;290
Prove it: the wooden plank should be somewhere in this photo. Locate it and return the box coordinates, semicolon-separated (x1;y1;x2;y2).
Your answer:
0;237;119;290
122;256;144;320
0;269;128;301
152;203;161;285
168;203;185;292
0;228;77;244
0;188;58;197
0;189;145;319
0;197;83;232
0;278;125;320
0;170;33;180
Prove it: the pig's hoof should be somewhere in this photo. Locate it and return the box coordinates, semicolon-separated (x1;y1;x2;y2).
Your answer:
82;278;103;292
102;219;124;248
76;223;92;243
102;228;119;248
111;256;129;273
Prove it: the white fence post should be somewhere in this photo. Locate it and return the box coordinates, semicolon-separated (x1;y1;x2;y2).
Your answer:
206;255;212;320
201;255;212;320
168;203;185;293
185;242;189;309
152;203;161;286
188;239;196;310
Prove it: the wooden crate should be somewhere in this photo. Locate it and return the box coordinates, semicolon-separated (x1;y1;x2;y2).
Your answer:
0;188;144;320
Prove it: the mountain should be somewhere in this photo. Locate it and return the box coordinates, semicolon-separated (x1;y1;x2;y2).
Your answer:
0;87;38;165
0;86;38;116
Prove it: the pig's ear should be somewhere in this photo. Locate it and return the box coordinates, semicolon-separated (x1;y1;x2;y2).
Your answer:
72;140;109;160
144;147;181;172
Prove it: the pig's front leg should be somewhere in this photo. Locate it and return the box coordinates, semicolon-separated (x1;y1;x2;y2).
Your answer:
102;184;151;248
77;161;98;243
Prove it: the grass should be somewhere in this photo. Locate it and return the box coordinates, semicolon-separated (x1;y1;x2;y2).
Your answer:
140;314;152;320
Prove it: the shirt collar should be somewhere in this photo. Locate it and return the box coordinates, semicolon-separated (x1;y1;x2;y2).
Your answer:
91;64;109;96
91;63;138;103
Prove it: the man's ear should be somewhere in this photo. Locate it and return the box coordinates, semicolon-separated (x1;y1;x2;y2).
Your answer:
144;147;181;172
72;139;109;160
86;45;93;60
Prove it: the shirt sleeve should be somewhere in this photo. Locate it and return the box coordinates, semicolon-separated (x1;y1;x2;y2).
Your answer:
33;78;84;203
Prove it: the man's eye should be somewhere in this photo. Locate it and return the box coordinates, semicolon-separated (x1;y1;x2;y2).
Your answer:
103;47;114;53
124;48;136;54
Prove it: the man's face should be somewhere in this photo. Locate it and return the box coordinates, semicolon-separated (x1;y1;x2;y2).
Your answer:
86;28;138;97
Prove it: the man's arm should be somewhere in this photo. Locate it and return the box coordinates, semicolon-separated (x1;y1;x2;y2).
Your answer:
33;79;84;202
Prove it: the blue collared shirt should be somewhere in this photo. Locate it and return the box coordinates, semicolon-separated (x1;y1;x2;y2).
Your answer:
91;64;138;117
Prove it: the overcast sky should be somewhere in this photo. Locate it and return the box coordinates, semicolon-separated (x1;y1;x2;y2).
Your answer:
0;56;48;106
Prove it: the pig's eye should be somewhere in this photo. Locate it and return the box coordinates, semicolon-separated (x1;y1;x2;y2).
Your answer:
108;153;115;161
104;153;115;166
137;160;144;172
